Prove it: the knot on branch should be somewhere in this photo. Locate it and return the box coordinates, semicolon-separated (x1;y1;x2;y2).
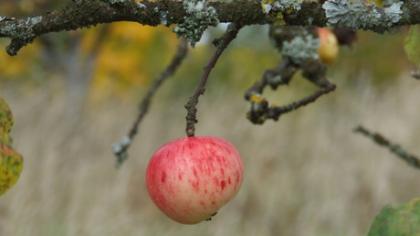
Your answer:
1;16;42;56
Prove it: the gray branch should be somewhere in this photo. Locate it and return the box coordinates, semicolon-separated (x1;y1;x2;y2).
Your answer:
1;0;420;55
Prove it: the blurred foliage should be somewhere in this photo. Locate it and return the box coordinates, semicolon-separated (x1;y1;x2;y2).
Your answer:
88;24;178;101
1;0;65;16
333;29;409;87
404;26;420;67
367;198;420;236
0;40;40;80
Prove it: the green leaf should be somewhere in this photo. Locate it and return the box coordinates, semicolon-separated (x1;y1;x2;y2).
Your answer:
367;198;420;236
404;26;420;67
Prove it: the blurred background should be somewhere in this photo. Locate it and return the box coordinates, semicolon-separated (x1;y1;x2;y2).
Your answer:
1;1;420;236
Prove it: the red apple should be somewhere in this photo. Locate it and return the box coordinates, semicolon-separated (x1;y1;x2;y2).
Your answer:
146;136;244;224
317;28;339;65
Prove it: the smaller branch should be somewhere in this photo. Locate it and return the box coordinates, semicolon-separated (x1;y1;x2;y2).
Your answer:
244;58;298;99
354;125;420;170
268;80;335;120
184;23;242;137
411;69;420;80
245;57;336;124
113;38;189;166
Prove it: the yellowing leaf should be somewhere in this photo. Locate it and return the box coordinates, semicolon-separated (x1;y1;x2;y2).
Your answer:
0;41;39;78
110;22;154;42
0;143;23;196
0;97;23;196
89;24;177;100
0;97;13;145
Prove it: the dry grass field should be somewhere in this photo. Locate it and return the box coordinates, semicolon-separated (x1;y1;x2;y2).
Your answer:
0;75;419;236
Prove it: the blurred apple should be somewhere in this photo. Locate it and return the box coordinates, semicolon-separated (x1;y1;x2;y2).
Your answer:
146;136;244;224
317;28;339;65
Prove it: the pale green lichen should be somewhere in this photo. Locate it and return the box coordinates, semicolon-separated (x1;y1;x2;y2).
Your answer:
261;0;303;14
174;0;219;46
281;34;319;64
323;0;403;32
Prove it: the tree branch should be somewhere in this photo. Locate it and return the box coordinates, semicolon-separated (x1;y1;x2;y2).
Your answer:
354;125;420;170
1;0;420;55
112;38;189;166
245;33;336;126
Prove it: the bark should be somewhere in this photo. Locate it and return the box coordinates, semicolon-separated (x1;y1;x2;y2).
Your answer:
0;0;419;55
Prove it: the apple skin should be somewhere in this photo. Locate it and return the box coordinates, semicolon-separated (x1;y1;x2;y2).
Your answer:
317;28;339;65
146;136;244;224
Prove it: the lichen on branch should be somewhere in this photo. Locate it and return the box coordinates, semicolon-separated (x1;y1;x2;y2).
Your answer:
323;0;403;31
174;0;219;46
261;0;303;14
281;34;319;64
1;0;420;55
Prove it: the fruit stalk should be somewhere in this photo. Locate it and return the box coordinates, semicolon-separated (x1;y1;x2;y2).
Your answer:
185;23;242;137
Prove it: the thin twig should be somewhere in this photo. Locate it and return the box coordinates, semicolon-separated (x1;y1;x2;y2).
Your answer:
113;38;189;166
269;81;335;120
244;58;297;99
245;57;336;124
184;23;242;137
354;125;420;170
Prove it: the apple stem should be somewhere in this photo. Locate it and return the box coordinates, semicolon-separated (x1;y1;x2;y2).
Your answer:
185;23;242;137
205;212;218;221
